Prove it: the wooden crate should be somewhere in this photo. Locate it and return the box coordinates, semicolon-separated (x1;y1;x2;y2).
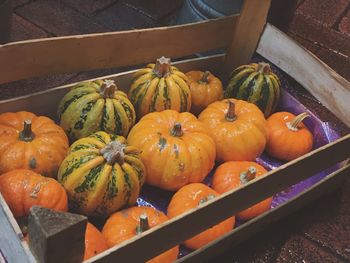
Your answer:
0;0;349;262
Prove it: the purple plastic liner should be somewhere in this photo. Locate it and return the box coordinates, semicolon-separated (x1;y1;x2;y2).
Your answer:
135;59;341;257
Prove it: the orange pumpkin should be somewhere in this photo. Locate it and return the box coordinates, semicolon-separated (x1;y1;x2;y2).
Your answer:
0;111;69;177
167;183;235;249
198;99;268;162
212;161;272;220
127;110;216;191
266;112;313;161
0;169;68;217
84;223;109;260
102;206;179;263
185;71;223;115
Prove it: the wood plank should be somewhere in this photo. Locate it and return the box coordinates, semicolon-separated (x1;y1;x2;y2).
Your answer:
87;135;350;263
257;24;350;127
0;16;235;85
223;0;271;76
178;163;350;263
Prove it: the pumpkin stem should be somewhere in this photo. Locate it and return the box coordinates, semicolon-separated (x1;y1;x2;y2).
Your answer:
136;214;150;234
198;194;216;205
101;79;117;99
240;166;257;184
171;123;184;137
225;100;237;122
287;112;310;131
199;71;210;84
153;56;172;77
257;63;271;74
100;141;125;165
19;120;34;142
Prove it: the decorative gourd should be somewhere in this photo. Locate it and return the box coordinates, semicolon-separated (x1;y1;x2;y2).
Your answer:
127;110;216;191
84;223;109;260
212;161;272;220
225;62;281;117
0;111;68;177
198;99;268;162
102;206;179;263
128;56;191;118
266;112;313;161
185;70;223;115
167;183;235;249
57;131;146;217
0;169;68;217
58;79;136;142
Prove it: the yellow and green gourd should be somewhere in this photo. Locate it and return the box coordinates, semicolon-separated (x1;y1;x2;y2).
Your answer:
57;131;146;217
58;79;136;142
225;62;281;117
128;56;191;118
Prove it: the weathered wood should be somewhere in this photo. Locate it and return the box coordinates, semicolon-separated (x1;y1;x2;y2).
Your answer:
0;16;235;85
178;163;350;262
28;206;87;263
257;24;350;127
223;0;271;76
87;135;350;263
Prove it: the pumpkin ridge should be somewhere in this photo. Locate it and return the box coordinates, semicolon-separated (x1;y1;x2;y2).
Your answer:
58;91;92;119
237;72;260;99
59;154;98;182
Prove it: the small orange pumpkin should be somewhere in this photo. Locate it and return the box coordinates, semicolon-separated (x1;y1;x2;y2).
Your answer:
198;99;268;162
0;169;68;217
102;206;179;263
212;161;272;220
167;183;235;249
185;71;223;115
84;223;109;260
0;111;69;177
266;112;313;161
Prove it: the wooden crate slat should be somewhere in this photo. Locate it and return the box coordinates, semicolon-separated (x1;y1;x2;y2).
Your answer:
257;23;350;127
0;16;235;85
87;135;350;263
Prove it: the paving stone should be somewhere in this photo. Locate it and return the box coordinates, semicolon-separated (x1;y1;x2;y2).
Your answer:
16;0;109;36
338;9;350;36
62;0;116;15
297;0;349;27
12;0;32;8
289;13;350;56
10;14;50;42
289;33;320;53
94;1;159;31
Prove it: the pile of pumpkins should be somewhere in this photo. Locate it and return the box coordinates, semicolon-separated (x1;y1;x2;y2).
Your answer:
0;56;314;262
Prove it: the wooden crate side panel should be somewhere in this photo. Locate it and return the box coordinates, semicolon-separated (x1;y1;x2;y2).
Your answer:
86;135;350;263
257;24;350;127
0;17;235;85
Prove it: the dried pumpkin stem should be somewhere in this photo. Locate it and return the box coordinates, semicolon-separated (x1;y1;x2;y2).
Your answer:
19;120;34;142
101;79;117;99
171;123;184;137
287;112;310;131
257;62;271;74
136;214;150;234
100;141;125;165
153;56;172;77
240;166;257;184
199;71;210;84
225;100;237;122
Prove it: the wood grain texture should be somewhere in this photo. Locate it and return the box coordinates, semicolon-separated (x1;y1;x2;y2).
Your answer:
0;16;235;85
223;0;271;76
257;24;350;127
87;135;350;263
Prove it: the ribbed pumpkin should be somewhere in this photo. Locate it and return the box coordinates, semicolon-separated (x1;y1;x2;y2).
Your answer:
57;131;146;217
0;111;69;177
225;62;281;117
128;56;191;118
198;99;268;162
102;206;179;263
84;223;109;260
0;169;68;217
127;110;216;191
58;79;136;142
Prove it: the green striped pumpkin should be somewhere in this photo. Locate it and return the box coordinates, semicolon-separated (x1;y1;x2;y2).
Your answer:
128;56;191;118
57;131;146;217
58;79;136;142
225;63;281;117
